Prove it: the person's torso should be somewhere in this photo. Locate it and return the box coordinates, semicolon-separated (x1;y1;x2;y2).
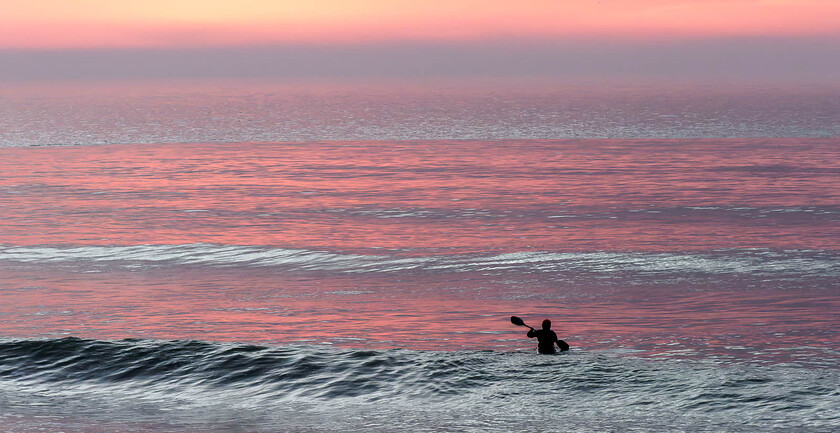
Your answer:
535;329;557;345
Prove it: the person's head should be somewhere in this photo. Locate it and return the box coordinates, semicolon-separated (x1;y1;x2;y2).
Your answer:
541;319;551;330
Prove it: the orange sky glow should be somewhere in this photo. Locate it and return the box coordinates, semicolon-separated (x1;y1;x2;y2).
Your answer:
3;0;840;49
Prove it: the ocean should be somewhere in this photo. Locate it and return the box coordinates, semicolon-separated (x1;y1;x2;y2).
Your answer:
1;79;839;432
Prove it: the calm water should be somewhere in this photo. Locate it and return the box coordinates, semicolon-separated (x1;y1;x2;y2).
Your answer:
1;81;839;431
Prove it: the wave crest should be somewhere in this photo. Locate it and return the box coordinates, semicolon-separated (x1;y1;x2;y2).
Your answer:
1;244;838;277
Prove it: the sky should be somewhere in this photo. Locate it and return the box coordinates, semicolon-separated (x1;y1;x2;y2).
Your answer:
2;0;839;82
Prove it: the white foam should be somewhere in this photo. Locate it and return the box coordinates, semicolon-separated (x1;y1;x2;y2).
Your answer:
2;244;838;278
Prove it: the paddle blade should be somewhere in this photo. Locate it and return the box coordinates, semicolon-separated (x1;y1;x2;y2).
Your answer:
510;316;526;326
557;339;570;352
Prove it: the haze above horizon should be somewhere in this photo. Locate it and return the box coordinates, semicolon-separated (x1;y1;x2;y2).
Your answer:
2;0;839;82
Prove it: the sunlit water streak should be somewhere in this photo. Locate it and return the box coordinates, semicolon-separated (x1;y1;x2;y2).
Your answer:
2;80;840;147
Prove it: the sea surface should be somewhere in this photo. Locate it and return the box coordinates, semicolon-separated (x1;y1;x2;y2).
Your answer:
1;80;839;432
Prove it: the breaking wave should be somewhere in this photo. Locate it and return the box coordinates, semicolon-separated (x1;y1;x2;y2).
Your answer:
2;244;838;278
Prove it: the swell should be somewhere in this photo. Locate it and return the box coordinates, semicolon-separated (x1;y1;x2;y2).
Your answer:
1;244;839;278
0;337;505;401
2;336;838;428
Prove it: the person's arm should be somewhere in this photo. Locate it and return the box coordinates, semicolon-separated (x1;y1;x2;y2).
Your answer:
527;329;537;338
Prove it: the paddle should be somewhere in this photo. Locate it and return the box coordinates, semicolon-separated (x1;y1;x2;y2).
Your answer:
510;316;535;331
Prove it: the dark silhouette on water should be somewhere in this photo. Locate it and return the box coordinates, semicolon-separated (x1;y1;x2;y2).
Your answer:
511;316;569;354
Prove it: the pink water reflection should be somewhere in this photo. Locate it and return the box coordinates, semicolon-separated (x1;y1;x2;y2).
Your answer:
1;265;836;363
1;139;839;250
2;139;839;363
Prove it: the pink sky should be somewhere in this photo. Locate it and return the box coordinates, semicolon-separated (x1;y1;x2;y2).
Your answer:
2;1;839;82
3;0;840;49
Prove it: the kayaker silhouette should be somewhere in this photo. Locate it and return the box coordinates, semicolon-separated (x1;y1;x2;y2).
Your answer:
511;316;569;354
